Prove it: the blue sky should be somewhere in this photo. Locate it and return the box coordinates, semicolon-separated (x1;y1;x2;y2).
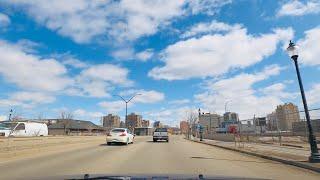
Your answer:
0;0;320;126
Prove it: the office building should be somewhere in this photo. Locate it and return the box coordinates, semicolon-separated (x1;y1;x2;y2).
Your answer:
276;103;300;131
102;114;120;128
180;121;189;134
126;113;142;131
223;112;239;121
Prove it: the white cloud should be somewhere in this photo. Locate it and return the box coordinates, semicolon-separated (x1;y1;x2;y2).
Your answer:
194;65;295;119
169;99;191;105
4;0;231;43
181;20;242;38
260;83;297;99
73;109;104;119
112;48;154;61
99;89;165;113
0;40;72;92
135;49;154;61
149;27;293;80
98;100;128;113
68;64;132;98
0;91;55;108
144;106;193;126
277;0;320;17
186;0;232;15
119;89;165;103
62;57;88;69
306;83;320;106
0;39;134;101
0;115;7;121
298;27;320;66
0;13;10;27
112;48;135;60
78;64;131;85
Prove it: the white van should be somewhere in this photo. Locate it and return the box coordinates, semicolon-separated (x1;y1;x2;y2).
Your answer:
0;121;48;137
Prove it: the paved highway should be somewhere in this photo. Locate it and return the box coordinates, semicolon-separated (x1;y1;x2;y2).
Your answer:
0;136;319;179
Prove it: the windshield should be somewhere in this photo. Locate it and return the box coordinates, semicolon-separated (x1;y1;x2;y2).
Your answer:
111;129;125;133
0;122;17;130
1;1;320;180
155;128;167;132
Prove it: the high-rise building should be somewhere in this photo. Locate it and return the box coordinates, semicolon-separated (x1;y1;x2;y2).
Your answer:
199;113;223;133
142;120;150;127
126;113;142;130
102;114;120;128
276;103;300;131
180;121;189;134
223;112;239;121
267;111;278;131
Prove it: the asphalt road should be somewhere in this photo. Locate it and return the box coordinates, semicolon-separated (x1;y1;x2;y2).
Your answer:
0;135;319;179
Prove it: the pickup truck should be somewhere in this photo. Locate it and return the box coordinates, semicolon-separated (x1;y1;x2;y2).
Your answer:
153;128;169;142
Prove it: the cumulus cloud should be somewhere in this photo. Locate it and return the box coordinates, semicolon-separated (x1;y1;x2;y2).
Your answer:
98;100;128;114
194;65;295;119
297;27;320;66
3;0;231;43
306;83;320;106
186;0;232;15
112;48;154;61
99;89;165;113
67;64;132;98
0;13;10;27
119;89;165;103
0;39;133;107
73;109;104;119
0;91;55;108
0;40;72;92
0;115;7;121
144;106;194;126
135;49;154;61
181;20;242;38
277;0;320;17
149;27;293;80
169;99;191;105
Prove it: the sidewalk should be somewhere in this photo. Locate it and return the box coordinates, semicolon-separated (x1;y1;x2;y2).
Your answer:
188;137;320;173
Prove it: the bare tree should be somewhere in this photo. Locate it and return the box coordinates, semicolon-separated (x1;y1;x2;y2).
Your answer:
185;109;198;139
60;111;73;135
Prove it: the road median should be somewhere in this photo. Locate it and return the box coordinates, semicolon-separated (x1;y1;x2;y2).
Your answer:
187;137;320;173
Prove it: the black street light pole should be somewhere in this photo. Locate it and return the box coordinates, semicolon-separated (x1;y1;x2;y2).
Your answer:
114;93;141;130
8;109;13;121
287;40;320;163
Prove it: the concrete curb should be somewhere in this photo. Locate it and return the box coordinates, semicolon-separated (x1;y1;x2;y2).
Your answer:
187;139;320;173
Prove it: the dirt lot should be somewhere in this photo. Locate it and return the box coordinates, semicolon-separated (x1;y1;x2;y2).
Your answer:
0;136;106;163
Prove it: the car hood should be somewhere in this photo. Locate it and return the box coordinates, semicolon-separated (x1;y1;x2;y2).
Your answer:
25;174;271;180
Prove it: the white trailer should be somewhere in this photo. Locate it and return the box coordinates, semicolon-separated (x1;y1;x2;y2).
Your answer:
0;121;48;137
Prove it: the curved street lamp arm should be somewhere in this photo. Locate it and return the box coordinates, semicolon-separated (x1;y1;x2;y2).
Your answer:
113;94;127;103
127;93;141;103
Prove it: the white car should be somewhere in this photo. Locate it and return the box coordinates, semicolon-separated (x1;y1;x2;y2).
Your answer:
106;128;134;145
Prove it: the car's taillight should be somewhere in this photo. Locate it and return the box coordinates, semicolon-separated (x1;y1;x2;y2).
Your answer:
107;133;112;136
119;133;126;136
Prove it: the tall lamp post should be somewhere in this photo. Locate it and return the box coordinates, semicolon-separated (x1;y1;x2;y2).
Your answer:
8;109;13;121
225;100;232;113
114;93;141;130
287;40;320;163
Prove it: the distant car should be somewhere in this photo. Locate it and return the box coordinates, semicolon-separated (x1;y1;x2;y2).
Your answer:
106;128;134;145
153;128;169;142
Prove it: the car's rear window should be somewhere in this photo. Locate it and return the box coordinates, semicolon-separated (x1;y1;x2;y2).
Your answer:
155;128;167;132
111;129;125;133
